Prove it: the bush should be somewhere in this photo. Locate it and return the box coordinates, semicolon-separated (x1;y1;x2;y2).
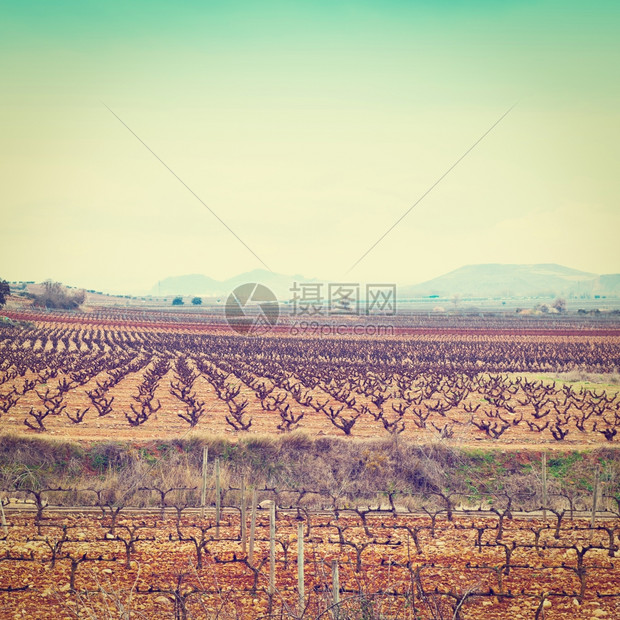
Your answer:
191;296;202;305
553;297;566;312
172;296;184;306
33;280;85;309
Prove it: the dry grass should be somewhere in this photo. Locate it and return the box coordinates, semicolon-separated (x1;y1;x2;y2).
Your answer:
508;369;620;390
0;431;618;514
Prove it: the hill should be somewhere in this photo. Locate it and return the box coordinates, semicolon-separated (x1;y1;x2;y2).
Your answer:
151;264;620;301
399;264;619;299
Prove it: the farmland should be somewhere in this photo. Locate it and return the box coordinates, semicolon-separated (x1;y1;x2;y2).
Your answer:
2;509;620;619
0;307;619;618
0;308;619;444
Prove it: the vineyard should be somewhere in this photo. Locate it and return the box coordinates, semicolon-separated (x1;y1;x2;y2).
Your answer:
1;471;620;619
0;311;619;444
0;308;619;618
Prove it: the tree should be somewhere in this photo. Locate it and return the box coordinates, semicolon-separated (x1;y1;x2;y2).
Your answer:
33;280;85;309
191;296;202;305
172;296;184;306
0;279;9;308
552;297;566;313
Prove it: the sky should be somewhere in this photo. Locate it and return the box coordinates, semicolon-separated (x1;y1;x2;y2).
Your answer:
1;0;619;294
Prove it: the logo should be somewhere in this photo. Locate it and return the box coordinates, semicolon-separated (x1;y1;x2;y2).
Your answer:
225;283;279;335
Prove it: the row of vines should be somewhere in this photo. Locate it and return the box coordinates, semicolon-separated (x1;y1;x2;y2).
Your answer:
1;322;619;441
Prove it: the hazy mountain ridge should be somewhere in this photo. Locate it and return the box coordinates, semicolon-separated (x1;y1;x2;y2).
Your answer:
399;264;620;299
151;264;620;300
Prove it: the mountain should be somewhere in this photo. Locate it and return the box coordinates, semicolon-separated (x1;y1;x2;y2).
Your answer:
150;269;318;300
398;264;619;299
152;264;620;302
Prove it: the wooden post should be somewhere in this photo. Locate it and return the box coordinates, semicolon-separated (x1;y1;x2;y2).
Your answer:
591;466;600;529
269;501;276;596
0;498;7;536
542;452;548;524
200;446;208;519
241;477;247;554
215;458;221;537
297;522;304;615
332;559;340;619
249;489;257;565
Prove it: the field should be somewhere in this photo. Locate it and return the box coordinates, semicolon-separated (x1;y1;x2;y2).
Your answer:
1;307;619;445
2;509;620;619
0;306;619;618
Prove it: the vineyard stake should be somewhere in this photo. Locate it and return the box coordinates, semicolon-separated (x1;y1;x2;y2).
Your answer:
297;522;304;615
0;497;7;536
542;452;548;524
269;500;276;596
200;446;208;519
241;476;247;554
332;559;340;619
249;488;257;566
215;457;221;537
591;465;600;529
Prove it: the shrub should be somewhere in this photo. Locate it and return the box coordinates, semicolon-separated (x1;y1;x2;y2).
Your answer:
553;297;566;312
33;280;85;309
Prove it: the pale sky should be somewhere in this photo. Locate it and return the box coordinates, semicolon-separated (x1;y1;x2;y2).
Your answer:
1;0;619;294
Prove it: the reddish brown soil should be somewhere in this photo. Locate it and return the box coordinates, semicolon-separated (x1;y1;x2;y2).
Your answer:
1;511;618;619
